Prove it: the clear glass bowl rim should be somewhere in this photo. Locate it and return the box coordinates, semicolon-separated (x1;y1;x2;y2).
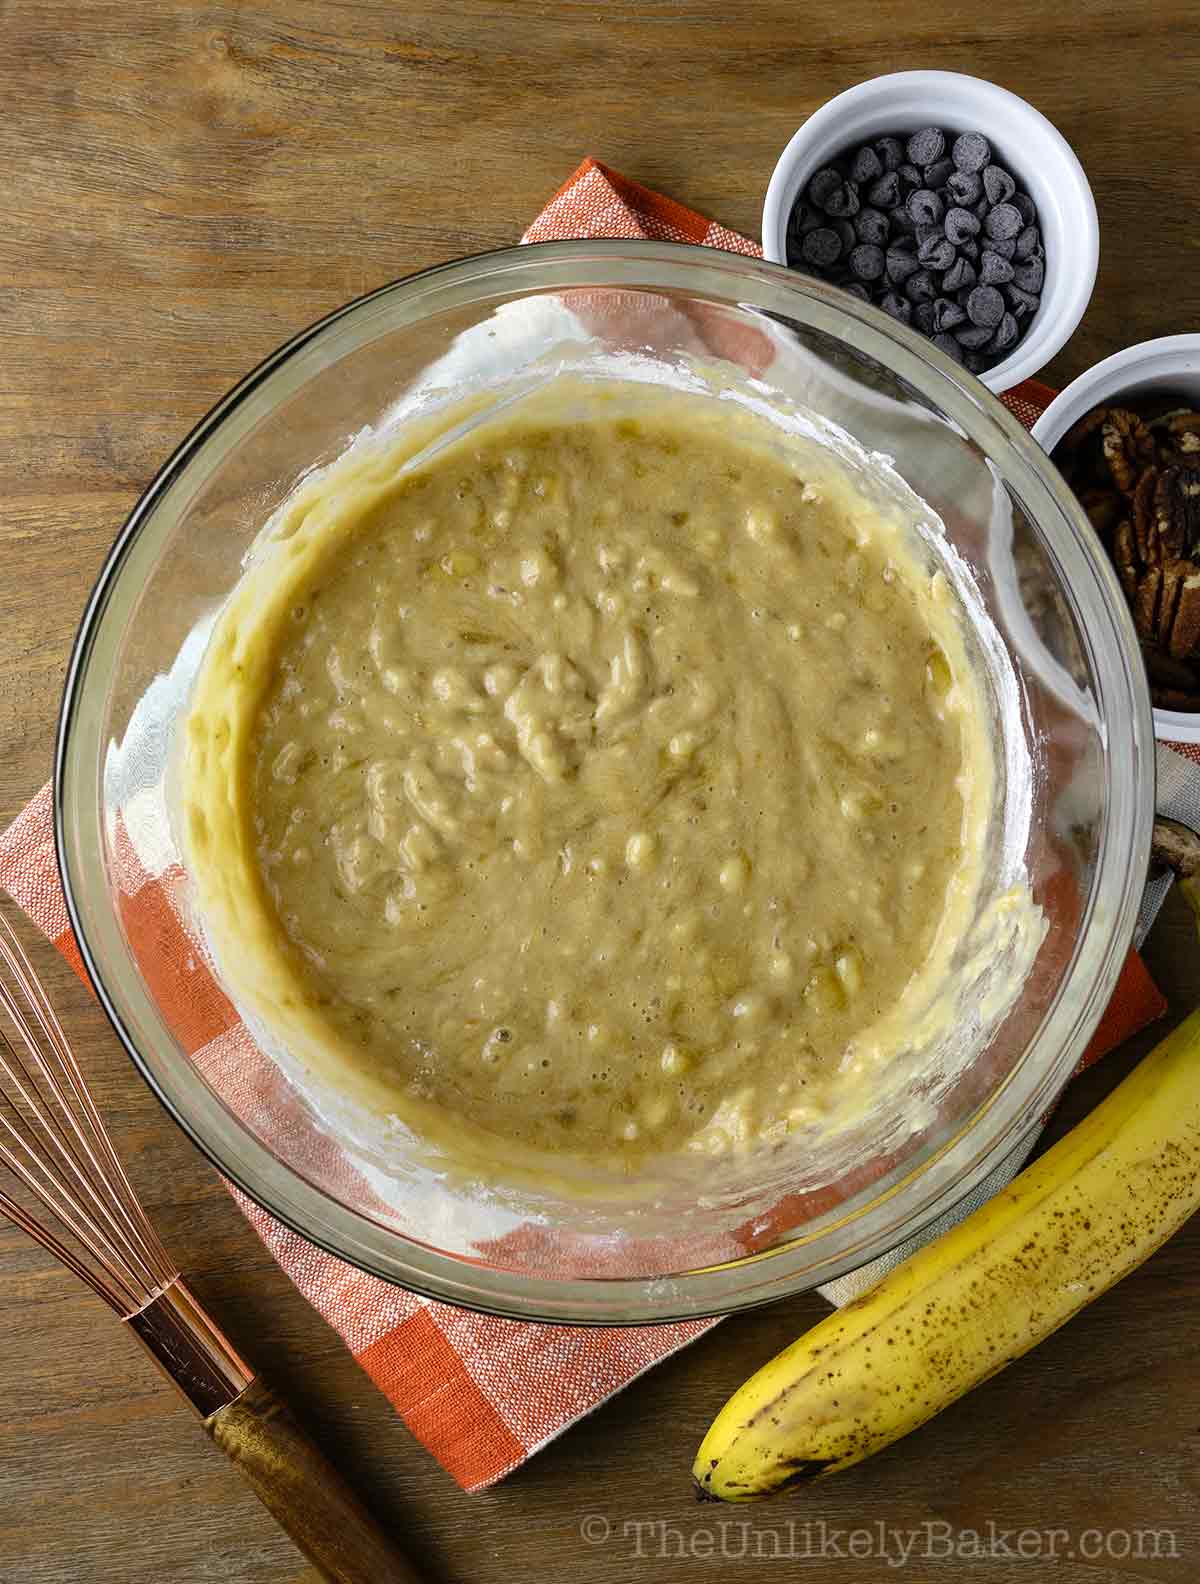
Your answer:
55;239;1155;1323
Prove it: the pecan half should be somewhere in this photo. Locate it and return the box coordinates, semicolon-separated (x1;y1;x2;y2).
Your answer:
1167;570;1200;661
1154;462;1200;560
1158;561;1187;652
1103;409;1155;493
1132;466;1160;566
1059;404;1108;452
1113;517;1140;602
1161;413;1200;457
1079;487;1123;543
1133;566;1162;639
1146;404;1197;430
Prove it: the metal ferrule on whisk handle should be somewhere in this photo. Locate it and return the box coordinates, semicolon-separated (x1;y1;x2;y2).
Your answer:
126;1276;255;1418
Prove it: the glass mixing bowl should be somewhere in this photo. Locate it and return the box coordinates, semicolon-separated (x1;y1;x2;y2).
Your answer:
55;241;1154;1322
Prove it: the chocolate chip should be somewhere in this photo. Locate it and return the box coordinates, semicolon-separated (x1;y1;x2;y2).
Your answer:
904;268;937;304
967;284;1005;327
888;204;916;236
946;169;983;206
833;217;858;254
964;351;989;374
1014;223;1041;260
982;165;1017;206
867;171;901;208
886;245;920;284
942;256;977;292
789;201;820;234
955;321;995;349
1011;191;1037;224
848;146;880;185
979;249;1015;285
918;234;955;271
952;131;991;173
907;188;944;227
990;310;1019;351
854;207;890;245
849;243;885;281
801;227;843;268
841;282;872;302
907;126;946;166
1006;282;1041;315
958;238;980;263
808;167;843;208
823;182;860;218
898;162;923;191
915;223;942;247
874;135;904;173
1013;256;1044;293
933;331;966;363
987;235;1016;261
985;202;1022;241
933;297;967;333
944;206;981;245
879;290;912;323
924;157;955;189
913;300;936;335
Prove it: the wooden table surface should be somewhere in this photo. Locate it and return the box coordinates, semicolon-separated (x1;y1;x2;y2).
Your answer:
3;4;1200;1580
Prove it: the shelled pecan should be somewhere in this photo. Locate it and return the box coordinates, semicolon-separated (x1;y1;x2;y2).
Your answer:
1053;394;1200;713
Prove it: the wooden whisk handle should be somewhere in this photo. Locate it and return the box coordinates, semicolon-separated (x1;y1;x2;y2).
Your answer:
129;1279;424;1583
205;1377;425;1584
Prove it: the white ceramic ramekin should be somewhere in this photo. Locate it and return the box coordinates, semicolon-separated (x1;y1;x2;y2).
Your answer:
762;71;1099;395
1032;334;1200;744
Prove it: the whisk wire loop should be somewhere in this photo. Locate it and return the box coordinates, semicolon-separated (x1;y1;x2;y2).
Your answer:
0;912;177;1315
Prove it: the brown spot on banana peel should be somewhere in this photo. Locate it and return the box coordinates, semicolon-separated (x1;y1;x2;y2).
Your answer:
695;1456;836;1502
773;1459;837;1490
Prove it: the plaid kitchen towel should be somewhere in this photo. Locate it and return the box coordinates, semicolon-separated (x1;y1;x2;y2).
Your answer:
0;158;1187;1491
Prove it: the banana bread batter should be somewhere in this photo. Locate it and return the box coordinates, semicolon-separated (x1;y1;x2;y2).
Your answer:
182;382;994;1173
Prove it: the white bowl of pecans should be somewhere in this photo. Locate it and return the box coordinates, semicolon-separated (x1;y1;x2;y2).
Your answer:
1032;335;1200;743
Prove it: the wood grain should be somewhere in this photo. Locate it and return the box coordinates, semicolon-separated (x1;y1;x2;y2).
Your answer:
2;4;1200;1580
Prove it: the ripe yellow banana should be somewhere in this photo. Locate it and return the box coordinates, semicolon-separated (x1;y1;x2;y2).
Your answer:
695;827;1200;1502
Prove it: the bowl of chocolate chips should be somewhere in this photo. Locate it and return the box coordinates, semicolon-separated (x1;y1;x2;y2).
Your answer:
763;70;1098;393
1034;335;1200;742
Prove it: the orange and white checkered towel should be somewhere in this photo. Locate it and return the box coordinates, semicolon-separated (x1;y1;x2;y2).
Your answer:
1;157;1190;1492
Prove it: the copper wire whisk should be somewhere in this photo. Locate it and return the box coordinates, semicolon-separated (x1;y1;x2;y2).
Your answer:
0;910;420;1584
0;913;178;1315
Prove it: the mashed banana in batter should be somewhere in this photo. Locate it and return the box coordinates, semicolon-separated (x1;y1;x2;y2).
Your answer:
183;380;996;1175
